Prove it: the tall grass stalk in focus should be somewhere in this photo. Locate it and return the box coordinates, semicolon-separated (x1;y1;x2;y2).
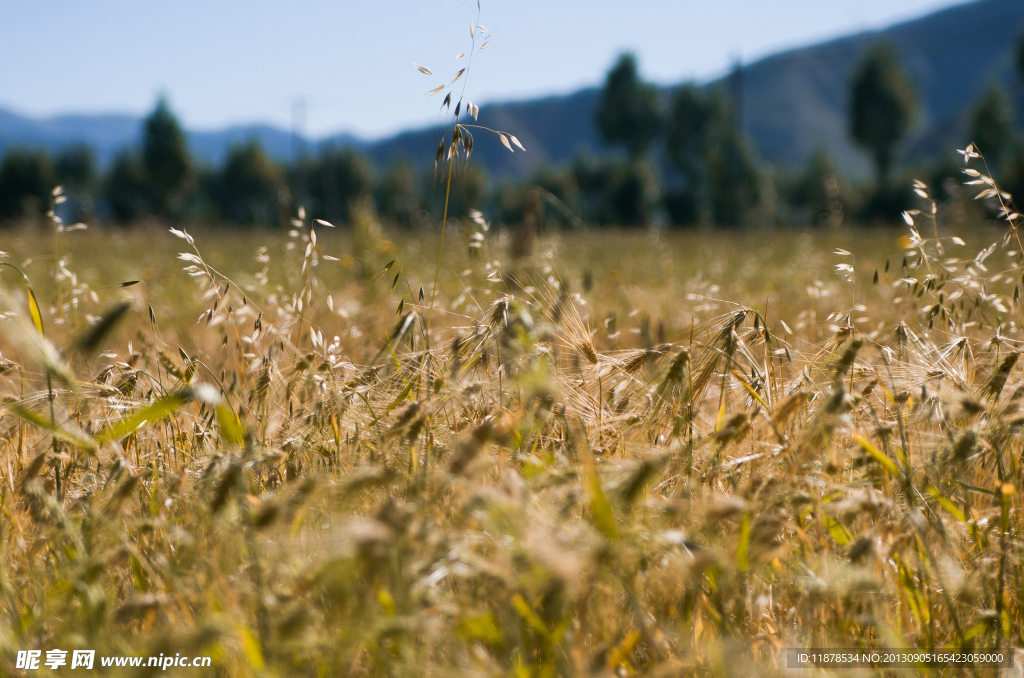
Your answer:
412;1;524;341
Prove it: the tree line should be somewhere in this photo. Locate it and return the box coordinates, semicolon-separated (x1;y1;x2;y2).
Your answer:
576;36;1024;227
2;36;1024;229
0;98;439;229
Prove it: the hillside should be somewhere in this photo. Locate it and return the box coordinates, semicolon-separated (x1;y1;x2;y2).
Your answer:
0;109;142;166
0;109;363;168
744;0;1024;175
373;0;1024;178
360;87;604;179
1;0;1023;178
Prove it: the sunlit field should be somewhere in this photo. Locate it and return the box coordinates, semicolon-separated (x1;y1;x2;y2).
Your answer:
2;194;1024;675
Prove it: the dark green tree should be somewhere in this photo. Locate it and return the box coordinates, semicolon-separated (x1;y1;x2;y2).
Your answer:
970;84;1013;170
55;143;98;223
439;166;486;221
570;155;608;224
142;97;192;218
706;129;761;227
0;149;54;221
571;156;658;226
55;144;97;190
1002;151;1024;211
608;161;659;226
999;32;1024;208
310;147;373;224
664;84;716;224
104;150;149;223
783;149;857;227
376;162;421;228
849;44;916;186
663;85;760;227
665;85;716;170
213;140;282;225
1017;30;1024;81
595;53;661;159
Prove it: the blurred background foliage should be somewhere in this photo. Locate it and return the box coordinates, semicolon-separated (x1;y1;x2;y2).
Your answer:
2;30;1024;232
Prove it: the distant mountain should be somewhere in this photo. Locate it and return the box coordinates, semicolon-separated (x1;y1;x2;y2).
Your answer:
360;0;1024;179
0;108;365;168
188;125;361;167
741;0;1024;176
1;0;1023;178
361;87;604;179
0;109;143;166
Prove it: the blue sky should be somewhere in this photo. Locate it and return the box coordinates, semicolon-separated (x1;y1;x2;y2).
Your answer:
0;0;968;138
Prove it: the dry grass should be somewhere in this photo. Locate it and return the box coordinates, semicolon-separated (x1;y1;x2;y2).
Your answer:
1;160;1024;676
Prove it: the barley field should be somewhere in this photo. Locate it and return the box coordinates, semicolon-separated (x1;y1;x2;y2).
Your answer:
1;178;1024;676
